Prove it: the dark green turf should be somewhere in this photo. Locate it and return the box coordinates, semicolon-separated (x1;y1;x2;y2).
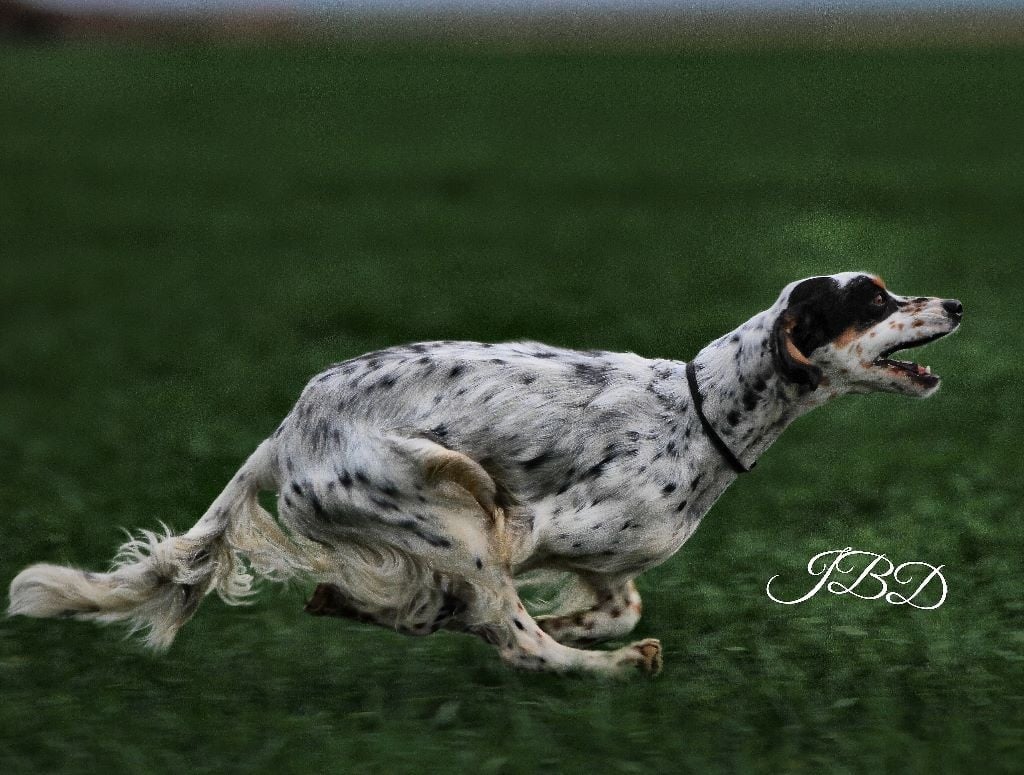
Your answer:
1;39;1022;773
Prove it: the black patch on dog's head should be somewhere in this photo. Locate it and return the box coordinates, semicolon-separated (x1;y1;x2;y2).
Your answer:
790;275;896;354
773;274;896;389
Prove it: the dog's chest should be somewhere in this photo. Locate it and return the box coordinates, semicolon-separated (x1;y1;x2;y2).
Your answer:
530;457;730;575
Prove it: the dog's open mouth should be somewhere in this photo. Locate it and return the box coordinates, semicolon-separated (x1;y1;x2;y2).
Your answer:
872;331;951;388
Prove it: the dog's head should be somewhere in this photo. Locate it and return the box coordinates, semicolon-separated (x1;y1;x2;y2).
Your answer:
771;272;962;398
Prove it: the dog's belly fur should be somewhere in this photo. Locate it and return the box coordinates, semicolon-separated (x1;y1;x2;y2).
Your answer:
270;341;730;578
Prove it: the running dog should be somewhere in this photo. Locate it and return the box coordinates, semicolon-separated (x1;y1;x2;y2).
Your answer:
8;272;963;677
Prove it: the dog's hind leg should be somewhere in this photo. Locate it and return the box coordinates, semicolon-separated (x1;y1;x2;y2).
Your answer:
536;578;643;646
304;577;466;637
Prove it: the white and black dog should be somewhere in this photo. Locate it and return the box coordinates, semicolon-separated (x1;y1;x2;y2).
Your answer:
8;272;962;677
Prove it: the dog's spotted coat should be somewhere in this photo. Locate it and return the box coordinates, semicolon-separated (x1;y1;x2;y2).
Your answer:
8;272;962;677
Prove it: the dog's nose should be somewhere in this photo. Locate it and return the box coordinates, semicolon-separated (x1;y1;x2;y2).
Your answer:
942;299;964;319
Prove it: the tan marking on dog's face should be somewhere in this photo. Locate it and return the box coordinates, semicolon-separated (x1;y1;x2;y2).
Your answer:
783;325;815;367
832;325;862;349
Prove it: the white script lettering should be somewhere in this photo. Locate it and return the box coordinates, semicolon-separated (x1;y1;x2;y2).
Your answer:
765;547;947;609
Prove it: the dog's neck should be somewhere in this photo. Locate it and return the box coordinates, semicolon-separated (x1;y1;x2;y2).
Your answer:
687;306;831;470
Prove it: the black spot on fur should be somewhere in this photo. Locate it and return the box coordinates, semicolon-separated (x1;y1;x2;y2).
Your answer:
742;390;759;411
308;490;326;517
449;365;465;379
573;361;608;385
555;466;578;495
727;410;741;426
582;453;616;480
419;532;451;549
662;483;677;495
521;450;553;470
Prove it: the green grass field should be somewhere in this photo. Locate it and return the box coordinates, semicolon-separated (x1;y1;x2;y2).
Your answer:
1;37;1022;773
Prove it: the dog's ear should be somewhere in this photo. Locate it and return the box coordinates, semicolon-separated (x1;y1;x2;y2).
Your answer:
773;310;822;390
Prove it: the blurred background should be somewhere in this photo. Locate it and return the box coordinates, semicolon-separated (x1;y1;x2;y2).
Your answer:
1;0;1022;773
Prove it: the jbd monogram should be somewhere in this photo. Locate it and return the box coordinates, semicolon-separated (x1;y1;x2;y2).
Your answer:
766;547;947;609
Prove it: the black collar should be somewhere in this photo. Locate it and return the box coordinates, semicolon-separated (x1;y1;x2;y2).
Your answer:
685;360;755;475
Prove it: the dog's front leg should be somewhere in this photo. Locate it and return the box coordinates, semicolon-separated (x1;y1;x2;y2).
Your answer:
536;578;643;646
466;579;661;678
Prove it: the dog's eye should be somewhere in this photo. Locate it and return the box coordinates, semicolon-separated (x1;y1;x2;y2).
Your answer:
870;292;886;307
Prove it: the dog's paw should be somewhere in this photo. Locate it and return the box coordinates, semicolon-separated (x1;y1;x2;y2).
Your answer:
630;638;663;675
618;638;663;677
635;639;663;675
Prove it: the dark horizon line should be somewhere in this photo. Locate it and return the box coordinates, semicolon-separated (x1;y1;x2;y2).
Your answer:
4;1;1024;46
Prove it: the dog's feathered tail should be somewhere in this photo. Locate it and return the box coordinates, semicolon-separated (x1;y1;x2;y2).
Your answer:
7;439;324;651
